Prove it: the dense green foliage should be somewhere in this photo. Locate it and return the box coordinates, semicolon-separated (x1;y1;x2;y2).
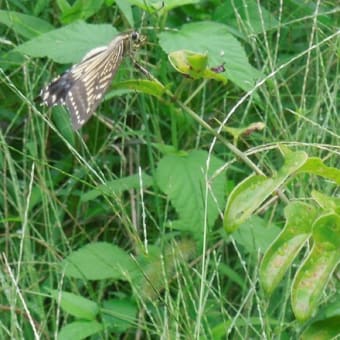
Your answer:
0;0;339;339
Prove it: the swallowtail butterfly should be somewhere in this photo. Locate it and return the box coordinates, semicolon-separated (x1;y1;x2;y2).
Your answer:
40;31;145;130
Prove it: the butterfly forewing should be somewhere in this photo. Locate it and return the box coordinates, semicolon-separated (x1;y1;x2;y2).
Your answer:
40;31;144;130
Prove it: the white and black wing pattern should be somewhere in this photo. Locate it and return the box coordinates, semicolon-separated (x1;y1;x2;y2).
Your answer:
40;31;144;130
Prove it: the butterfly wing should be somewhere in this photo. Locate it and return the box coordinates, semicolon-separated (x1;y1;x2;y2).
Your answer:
40;36;126;130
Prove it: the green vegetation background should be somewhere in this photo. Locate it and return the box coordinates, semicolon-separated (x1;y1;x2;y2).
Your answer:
0;0;339;339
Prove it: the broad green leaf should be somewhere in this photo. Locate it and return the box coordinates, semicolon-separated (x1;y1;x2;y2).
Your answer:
0;10;53;39
58;0;104;24
291;213;340;321
102;298;137;332
156;150;226;234
51;290;99;320
58;320;103;340
168;50;227;83
62;242;137;280
15;21;118;64
159;21;261;92
260;202;317;295
224;150;308;233
127;0;200;12
81;173;153;201
296;157;340;185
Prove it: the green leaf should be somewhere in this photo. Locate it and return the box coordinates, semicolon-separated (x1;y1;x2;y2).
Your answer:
0;10;53;39
312;191;340;214
296;157;340;185
126;0;200;12
108;79;166;99
50;290;99;320
81;173;153;201
233;216;281;254
156;150;226;234
224;150;308;233
291;212;340;321
300;316;340;340
62;242;137;280
158;21;261;92
102;298;137;332
58;320;103;340
260;202;317;295
15;21;118;64
58;0;104;24
56;0;72;12
116;0;134;27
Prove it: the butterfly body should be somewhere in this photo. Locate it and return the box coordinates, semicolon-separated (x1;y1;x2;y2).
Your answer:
40;31;145;130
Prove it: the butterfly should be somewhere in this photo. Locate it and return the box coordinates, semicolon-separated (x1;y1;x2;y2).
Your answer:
40;31;145;130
